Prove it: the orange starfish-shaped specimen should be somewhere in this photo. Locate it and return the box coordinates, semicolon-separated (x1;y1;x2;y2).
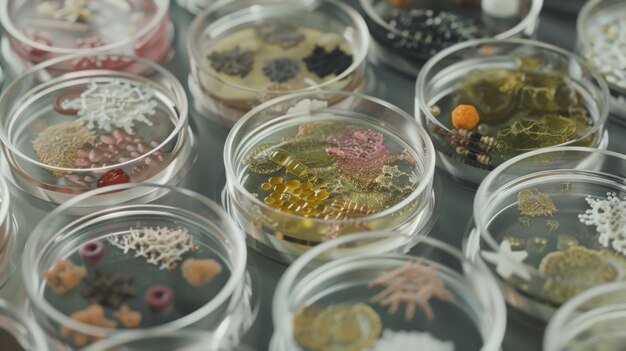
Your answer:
368;260;454;321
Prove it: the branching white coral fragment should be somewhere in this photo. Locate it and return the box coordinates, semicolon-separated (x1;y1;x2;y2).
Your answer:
579;192;626;255
108;227;198;271
61;80;157;133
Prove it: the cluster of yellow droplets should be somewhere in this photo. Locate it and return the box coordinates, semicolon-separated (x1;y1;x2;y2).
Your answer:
262;176;330;217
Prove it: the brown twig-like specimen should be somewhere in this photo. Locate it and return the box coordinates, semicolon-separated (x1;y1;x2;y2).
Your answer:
80;270;135;308
43;259;86;294
368;260;454;321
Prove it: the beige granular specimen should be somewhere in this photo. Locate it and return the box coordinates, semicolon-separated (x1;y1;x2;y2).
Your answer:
539;246;626;304
181;258;222;287
32;120;96;177
43;259;86;294
61;304;117;347
113;304;142;328
293;303;381;351
518;188;558;218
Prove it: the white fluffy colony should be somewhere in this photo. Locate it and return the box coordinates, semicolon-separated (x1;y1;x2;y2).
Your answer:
61;80;157;133
372;330;455;351
579;193;626;255
108;226;198;270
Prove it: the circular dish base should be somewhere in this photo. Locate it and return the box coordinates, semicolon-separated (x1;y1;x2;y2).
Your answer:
0;21;176;78
221;178;442;266
463;218;557;322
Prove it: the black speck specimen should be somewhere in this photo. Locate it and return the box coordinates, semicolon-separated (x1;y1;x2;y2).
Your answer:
303;45;353;78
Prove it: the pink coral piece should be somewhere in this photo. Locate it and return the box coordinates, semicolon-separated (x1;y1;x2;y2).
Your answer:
326;128;389;173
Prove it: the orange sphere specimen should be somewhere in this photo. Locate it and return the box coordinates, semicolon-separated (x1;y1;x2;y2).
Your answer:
452;104;480;130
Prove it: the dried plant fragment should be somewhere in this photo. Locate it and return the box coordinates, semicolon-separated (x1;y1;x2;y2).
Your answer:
80;270;135;308
61;80;157;133
293;303;381;351
579;192;626;255
108;226;198;270
539;246;626;304
518;188;558;218
113;304;142;328
207;48;254;78
262;58;300;83
546;219;560;233
61;304;117;347
43;259;86;294
255;21;305;49
32;120;96;177
303;45;353;78
182;258;222;287
368;260;454;321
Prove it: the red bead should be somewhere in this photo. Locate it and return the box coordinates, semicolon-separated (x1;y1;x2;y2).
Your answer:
144;285;174;313
79;241;105;266
96;169;130;188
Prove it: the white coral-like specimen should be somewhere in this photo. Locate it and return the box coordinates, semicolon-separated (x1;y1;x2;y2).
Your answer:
61;80;157;133
579;192;626;255
372;330;455;351
108;227;198;271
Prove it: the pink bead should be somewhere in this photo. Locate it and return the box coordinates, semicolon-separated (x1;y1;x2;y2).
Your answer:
126;145;137;152
133;137;143;144
118;156;133;163
130;151;140;158
100;134;116;145
79;241;105;266
150;141;159;148
137;143;151;154
107;144;119;153
88;149;104;163
124;136;134;143
90;162;102;168
132;165;147;175
112;128;126;141
144;285;174;313
75;158;91;167
76;148;90;158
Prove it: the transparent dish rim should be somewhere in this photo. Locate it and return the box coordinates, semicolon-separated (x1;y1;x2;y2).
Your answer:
223;90;437;225
21;183;248;339
186;0;370;95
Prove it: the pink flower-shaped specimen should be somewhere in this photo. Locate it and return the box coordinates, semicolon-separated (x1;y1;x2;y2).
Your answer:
326;128;389;174
368;260;454;321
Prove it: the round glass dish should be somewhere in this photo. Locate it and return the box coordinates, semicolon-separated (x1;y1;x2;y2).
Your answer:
360;0;543;76
544;282;626;351
187;0;369;128
0;176;17;290
577;0;626;124
22;183;257;349
271;232;506;351
0;0;172;75
0;299;49;351
416;38;610;188
223;91;437;263
465;147;626;322
83;329;253;351
0;54;197;208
